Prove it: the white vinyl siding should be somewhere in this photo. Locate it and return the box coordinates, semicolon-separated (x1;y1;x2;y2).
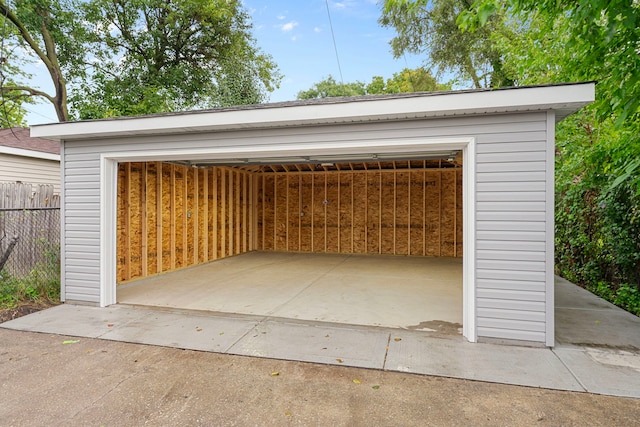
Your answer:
0;153;60;192
474;112;549;343
61;111;552;344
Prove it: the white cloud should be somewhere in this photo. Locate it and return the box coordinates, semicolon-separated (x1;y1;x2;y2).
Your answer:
314;27;322;33
279;21;298;32
277;15;286;20
291;35;297;41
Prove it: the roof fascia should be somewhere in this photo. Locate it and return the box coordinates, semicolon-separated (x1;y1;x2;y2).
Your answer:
0;145;60;161
31;83;595;142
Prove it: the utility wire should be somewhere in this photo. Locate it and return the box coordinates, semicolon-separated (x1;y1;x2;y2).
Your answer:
324;0;345;93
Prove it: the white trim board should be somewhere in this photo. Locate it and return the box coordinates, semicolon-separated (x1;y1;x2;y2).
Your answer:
33;83;595;141
0;145;60;161
98;137;478;342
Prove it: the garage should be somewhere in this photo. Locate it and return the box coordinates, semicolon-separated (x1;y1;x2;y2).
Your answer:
31;82;594;346
113;157;464;330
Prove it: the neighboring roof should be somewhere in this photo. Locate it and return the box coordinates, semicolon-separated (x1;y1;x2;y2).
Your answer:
31;82;595;142
0;127;60;161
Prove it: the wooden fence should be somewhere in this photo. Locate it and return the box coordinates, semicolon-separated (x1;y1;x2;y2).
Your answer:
0;182;60;208
0;182;60;280
0;208;60;280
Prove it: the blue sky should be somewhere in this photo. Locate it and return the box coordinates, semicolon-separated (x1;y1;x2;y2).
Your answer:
245;0;424;102
24;0;423;125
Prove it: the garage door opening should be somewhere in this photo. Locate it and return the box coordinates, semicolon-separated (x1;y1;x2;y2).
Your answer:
115;154;464;333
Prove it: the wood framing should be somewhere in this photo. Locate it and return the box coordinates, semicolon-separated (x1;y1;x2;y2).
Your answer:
116;162;254;283
257;166;462;257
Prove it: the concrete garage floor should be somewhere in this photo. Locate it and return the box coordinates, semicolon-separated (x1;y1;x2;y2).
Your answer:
117;252;463;332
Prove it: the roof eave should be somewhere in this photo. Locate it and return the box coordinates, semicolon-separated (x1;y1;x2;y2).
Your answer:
31;82;595;142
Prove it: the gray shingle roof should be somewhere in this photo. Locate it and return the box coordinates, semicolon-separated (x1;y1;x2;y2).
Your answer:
0;127;60;155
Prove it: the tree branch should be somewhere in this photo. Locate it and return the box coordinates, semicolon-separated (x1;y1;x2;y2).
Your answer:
1;85;55;104
0;2;54;71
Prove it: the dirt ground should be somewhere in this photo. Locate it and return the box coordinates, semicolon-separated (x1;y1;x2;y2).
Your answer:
1;327;639;426
0;303;54;323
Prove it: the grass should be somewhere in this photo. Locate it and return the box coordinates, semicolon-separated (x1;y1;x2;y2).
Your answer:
0;264;60;309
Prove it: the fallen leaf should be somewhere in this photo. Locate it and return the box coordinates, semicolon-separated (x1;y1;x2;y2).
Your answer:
271;372;280;376
196;327;203;332
219;332;224;335
595;320;601;324
107;324;114;327
352;379;361;384
62;340;79;345
336;358;343;363
285;411;292;417
394;338;402;342
372;385;380;390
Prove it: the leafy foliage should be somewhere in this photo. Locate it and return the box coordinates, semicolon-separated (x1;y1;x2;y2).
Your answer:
0;0;86;121
73;0;280;118
383;0;640;314
297;68;447;99
0;242;60;308
460;0;640;192
381;0;514;88
554;112;640;311
0;0;281;121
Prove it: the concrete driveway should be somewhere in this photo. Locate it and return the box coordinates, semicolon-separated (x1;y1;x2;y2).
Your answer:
1;276;639;425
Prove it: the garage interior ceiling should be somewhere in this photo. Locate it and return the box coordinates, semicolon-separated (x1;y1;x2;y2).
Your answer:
169;150;462;170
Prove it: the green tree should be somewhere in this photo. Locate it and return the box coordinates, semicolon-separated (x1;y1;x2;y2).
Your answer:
297;68;446;100
381;68;449;93
0;0;281;122
457;0;640;311
0;84;31;127
381;0;514;88
0;0;85;122
0;22;32;127
297;76;367;99
458;0;640;190
74;0;280;118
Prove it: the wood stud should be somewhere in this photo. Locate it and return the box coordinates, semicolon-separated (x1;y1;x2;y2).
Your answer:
116;162;462;284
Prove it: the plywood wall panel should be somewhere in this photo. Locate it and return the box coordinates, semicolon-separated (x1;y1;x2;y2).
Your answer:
440;170;456;257
424;171;441;256
262;175;275;251
326;173;340;253
161;164;172;271
287;174;301;252
352;173;367;253
312;174;325;253
338;173;353;253
117;162;462;284
395;171;410;256
274;174;288;251
366;172;381;254
257;167;462;259
117;163;255;283
129;163;143;279
380;172;395;255
299;174;313;252
409;171;425;256
146;162;158;273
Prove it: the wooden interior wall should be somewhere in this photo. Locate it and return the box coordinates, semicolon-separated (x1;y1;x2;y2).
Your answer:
117;162;255;283
257;168;463;257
